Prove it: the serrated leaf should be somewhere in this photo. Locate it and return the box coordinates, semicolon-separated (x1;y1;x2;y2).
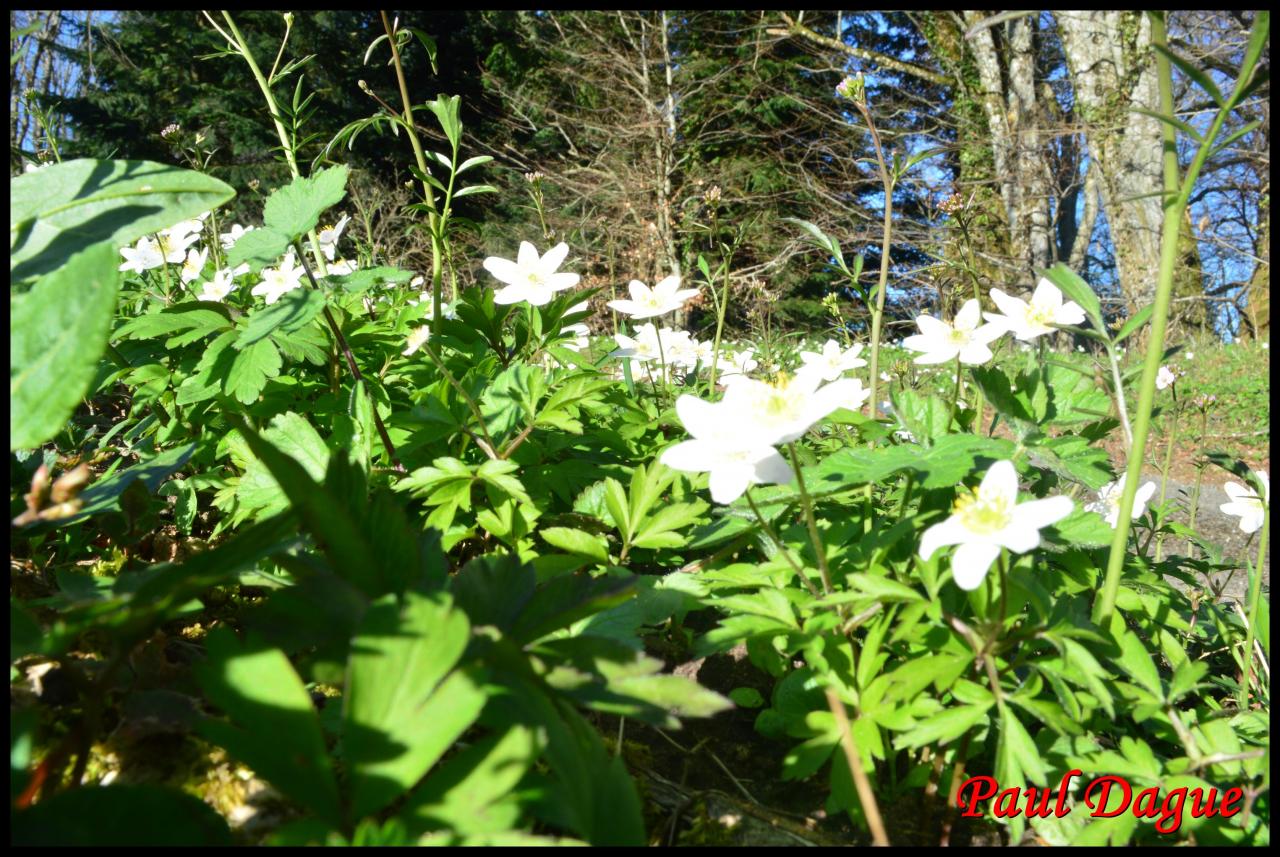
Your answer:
226;338;282;403
237;288;325;349
10;158;234;283
11;241;120;450
541;527;610;563
226;226;291;274
344;590;484;819
262;165;349;242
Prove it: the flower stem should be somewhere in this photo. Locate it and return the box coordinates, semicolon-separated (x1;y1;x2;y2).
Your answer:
853;98;894;424
946;356;963;433
1103;341;1134;449
1238;502;1269;710
1094;11;1262;625
787;443;834;595
745;487;822;599
825;688;889;846
1154;393;1180;561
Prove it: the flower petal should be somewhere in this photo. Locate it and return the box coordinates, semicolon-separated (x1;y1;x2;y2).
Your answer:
979;460;1020;506
950;542;1001;590
709;465;752;504
919;515;968;561
541;241;570;272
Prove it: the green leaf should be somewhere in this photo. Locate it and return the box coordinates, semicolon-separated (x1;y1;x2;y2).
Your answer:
325;265;414;295
12;784;233;846
196;629;341;825
115;302;232;346
262;165;350;242
891;389;951;447
10;158;234;283
237;288;325;349
344;590;485;820
226;226;291;274
226;338;282;403
427;95;462;149
11;241;120;450
403;725;540;836
541;526;610;563
1112;304;1153;344
810;434;1015;492
1152;44;1224;107
892;703;991;750
453;184;498;199
237;412;331;518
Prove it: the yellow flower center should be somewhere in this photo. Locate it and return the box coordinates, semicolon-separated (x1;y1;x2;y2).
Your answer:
948;326;970;345
953;487;1012;536
1026;303;1056;329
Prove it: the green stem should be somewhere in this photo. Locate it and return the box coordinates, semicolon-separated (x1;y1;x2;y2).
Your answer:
707;256;732;392
380;11;445;337
1154;395;1179;561
787;443;834;595
1238;503;1269;710
1103;341;1135;450
1093;11;1262;625
946;356;963;433
855;100;894;423
745;487;822;599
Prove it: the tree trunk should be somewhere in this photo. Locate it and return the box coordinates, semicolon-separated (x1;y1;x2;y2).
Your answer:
1057;11;1169;313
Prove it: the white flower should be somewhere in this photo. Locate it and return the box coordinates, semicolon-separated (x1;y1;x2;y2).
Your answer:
719;348;759;382
156;218;202;260
660;395;794;504
722;372;867;446
611;323;663;363
327;258;358;276
483;241;579;306
919;460;1073;590
402;326;432;357
1262;341;1269;350
561;323;592;352
879;371;891;383
984;278;1087;341
220;223;256;251
317;214;350;262
423;300;458;322
903;299;1006;365
1085;474;1158;528
119;237;165;274
1156;366;1178;390
1220;471;1269;534
251;251;306;305
1185;351;1194;360
195;268;238;302
180;246;209;284
607;275;699;319
798;339;867;382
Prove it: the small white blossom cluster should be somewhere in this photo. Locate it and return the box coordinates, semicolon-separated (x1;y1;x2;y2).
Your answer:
118;210;355;308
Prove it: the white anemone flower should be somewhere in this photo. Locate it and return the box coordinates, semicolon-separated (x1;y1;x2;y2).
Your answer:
1220;471;1269;534
251;251;307;305
918;460;1073;590
317;214;351;262
1156;366;1178;390
195;268;238;302
607;275;700;319
119;237;166;274
482;241;580;306
798;339;867;382
984;278;1087;341
156;225;200;264
220;223;256;251
719;348;759;382
722;372;867;446
611;323;663;363
660;395;794;504
180;246;209;284
1085;474;1158;528
403;326;432;357
903;299;1005;365
327;258;358;276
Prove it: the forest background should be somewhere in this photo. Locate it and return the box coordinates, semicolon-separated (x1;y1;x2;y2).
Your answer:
11;10;1269;346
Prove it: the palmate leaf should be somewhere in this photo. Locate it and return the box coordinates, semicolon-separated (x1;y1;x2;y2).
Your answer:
262;164;350;242
10;158;234;284
344;590;486;820
196;629;342;827
11;241;120;450
237;288;325;349
12;784;233;846
236;412;331;520
810;434;1016;492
